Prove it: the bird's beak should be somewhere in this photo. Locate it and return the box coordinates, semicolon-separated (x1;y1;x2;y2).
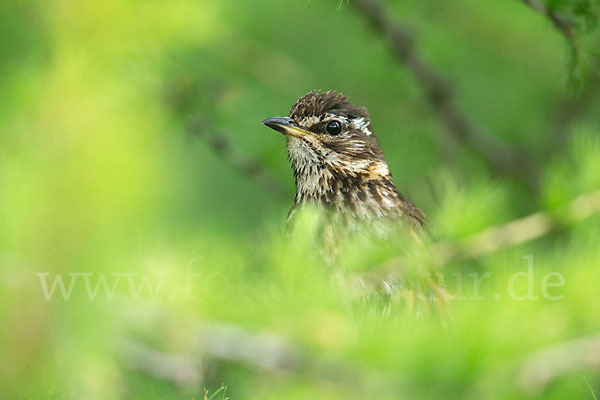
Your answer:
262;117;312;138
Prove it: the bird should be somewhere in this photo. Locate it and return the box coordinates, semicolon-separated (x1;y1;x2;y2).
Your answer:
262;90;426;236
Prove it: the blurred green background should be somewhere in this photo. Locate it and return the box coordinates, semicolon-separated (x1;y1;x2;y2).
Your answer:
1;0;600;398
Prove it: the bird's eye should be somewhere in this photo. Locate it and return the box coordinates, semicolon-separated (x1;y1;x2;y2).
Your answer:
326;120;342;135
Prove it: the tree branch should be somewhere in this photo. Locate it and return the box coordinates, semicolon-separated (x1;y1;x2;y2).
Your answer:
350;0;538;188
122;339;203;391
187;115;289;200
518;332;600;392
373;189;600;277
551;81;600;146
444;188;600;262
519;1;600;158
122;322;399;393
520;0;581;57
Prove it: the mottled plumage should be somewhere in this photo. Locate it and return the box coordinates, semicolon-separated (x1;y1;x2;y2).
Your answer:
263;90;426;233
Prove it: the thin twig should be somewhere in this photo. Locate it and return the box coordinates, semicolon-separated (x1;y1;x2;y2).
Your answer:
349;0;538;188
374;188;600;274
187;115;289;200
444;188;600;262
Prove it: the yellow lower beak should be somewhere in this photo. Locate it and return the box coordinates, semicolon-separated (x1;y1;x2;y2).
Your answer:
262;117;313;138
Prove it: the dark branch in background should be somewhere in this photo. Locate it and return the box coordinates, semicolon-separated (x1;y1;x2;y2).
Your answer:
552;80;599;137
350;0;539;188
519;0;600;152
520;0;581;60
163;77;289;201
187;115;289;200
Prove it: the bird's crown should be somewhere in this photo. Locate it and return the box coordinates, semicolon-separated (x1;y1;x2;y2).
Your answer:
289;90;370;125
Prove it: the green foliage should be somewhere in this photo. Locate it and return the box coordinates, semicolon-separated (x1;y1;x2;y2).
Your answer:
542;0;600;87
546;0;598;30
432;171;510;238
543;128;600;209
206;384;228;400
0;0;599;399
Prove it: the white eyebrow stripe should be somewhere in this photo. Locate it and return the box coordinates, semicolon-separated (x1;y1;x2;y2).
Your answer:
351;116;373;136
324;113;347;123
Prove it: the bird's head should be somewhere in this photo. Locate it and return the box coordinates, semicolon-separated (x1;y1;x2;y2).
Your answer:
263;90;387;175
262;90;426;228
